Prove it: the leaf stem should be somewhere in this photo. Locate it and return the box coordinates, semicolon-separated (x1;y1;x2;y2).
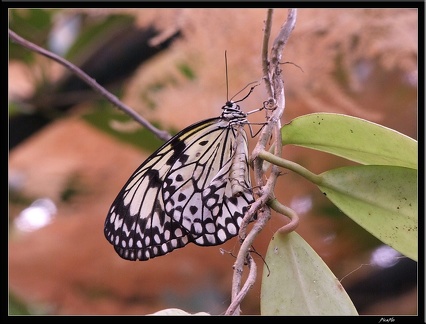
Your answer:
258;149;322;185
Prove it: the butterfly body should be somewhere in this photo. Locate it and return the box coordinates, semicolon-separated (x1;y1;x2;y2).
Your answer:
105;101;255;261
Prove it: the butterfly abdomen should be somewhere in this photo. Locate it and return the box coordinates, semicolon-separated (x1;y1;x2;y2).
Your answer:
229;128;251;197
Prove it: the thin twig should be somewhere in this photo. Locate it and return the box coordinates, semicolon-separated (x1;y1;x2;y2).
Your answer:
226;207;270;315
261;9;274;99
8;29;171;142
225;253;257;315
271;9;297;67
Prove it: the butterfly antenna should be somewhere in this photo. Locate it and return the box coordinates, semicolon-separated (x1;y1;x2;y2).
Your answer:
231;80;261;103
225;51;260;103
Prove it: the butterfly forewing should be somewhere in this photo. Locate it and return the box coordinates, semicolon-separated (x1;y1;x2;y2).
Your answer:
104;102;255;261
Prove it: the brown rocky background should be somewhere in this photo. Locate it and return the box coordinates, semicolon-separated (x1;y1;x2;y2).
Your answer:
9;8;418;315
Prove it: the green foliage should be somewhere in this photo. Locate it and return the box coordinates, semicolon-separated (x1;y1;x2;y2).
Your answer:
81;104;175;153
281;113;417;169
177;62;197;80
318;165;417;261
9;292;52;315
261;232;359;315
258;113;418;315
9;9;55;63
9;293;31;315
64;14;134;63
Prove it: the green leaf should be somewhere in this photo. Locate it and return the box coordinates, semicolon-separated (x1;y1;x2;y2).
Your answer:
64;14;134;63
281;113;417;169
318;165;417;261
261;231;358;316
81;104;172;152
9;9;55;63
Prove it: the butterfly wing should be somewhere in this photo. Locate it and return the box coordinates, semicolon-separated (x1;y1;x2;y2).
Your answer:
105;104;254;261
163;120;254;247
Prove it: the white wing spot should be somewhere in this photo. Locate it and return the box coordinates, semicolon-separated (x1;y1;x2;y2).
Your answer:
217;229;227;241
154;234;161;244
114;216;123;231
109;212;116;223
205;223;215;233
227;223;237;235
206;197;216;207
144;236;150;245
164;229;171;240
174;228;183;237
193;222;202;234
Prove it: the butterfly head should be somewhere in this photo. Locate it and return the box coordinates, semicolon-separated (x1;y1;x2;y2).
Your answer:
221;101;247;121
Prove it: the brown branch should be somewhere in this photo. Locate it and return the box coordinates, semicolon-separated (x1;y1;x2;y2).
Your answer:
261;9;274;99
8;29;171;142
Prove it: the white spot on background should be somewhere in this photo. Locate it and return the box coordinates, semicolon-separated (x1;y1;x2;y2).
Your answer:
290;195;312;215
14;198;57;232
48;14;81;55
370;245;401;268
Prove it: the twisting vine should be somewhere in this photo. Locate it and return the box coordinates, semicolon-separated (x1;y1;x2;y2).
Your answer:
225;8;298;316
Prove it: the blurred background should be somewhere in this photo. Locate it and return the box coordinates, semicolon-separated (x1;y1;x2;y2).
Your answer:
8;8;418;315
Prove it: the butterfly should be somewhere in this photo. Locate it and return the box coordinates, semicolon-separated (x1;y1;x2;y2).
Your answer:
104;100;256;261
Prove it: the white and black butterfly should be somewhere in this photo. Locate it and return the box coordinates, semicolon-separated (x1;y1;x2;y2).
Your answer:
104;100;256;261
